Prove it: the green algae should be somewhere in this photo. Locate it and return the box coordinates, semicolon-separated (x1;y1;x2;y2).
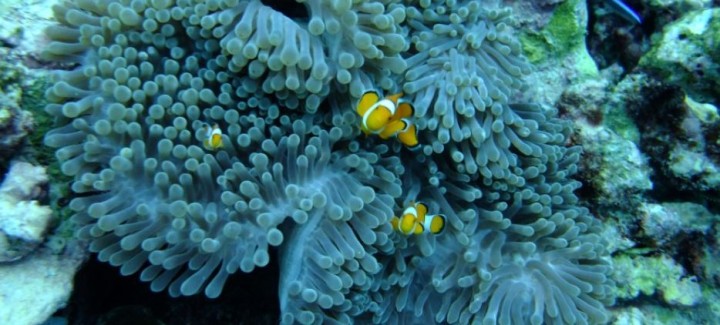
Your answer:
520;0;584;63
640;9;720;103
604;104;641;144
519;0;598;77
613;254;702;306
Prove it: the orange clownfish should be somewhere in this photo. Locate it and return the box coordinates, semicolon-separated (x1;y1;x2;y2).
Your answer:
202;123;223;150
390;202;446;235
356;91;419;148
378;118;419;148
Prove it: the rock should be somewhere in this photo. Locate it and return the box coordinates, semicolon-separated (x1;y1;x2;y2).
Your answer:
600;219;636;254
613;254;703;306
647;0;712;12
639;9;720;104
615;71;720;202
515;0;600;105
576;122;653;208
0;161;52;262
612;307;647;325
0;249;83;325
0;0;61;57
638;202;715;246
0;60;33;157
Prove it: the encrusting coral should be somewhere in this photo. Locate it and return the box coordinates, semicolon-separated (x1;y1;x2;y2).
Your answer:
42;0;613;324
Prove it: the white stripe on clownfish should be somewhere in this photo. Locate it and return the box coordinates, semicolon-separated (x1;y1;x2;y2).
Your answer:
356;91;404;134
391;202;446;236
201;123;223;151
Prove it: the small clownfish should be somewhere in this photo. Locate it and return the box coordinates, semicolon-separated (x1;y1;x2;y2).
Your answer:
356;91;404;134
356;91;419;148
378;118;419;149
202;123;223;150
390;202;446;235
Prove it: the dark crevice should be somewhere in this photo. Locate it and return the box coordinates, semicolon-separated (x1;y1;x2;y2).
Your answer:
260;0;309;20
61;249;280;325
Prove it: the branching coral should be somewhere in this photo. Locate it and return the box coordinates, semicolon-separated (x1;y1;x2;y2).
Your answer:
42;0;613;324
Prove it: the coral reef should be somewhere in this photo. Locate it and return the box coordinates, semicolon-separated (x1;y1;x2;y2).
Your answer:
576;124;652;208
520;0;591;65
516;0;601;110
554;70;651;212
559;5;720;322
612;254;702;306
555;59;720;323
647;0;712;11
639;8;720;105
611;307;646;325
41;0;613;323
638;202;715;247
616;72;720;202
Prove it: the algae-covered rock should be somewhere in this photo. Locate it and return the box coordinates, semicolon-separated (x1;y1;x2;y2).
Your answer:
518;0;600;105
639;202;715;246
685;96;719;124
0;0;60;56
639;9;720;104
0;161;53;262
576;123;652;208
0;250;83;325
618;71;720;201
0;59;33;159
668;145;720;190
613;254;703;306
612;307;647;325
604;71;646;143
0;93;32;157
520;0;595;72
647;0;712;10
600;218;636;254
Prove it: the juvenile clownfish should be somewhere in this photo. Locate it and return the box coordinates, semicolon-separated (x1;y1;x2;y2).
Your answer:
356;91;418;148
390;202;446;235
202;123;223;150
379;118;419;149
356;91;404;134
